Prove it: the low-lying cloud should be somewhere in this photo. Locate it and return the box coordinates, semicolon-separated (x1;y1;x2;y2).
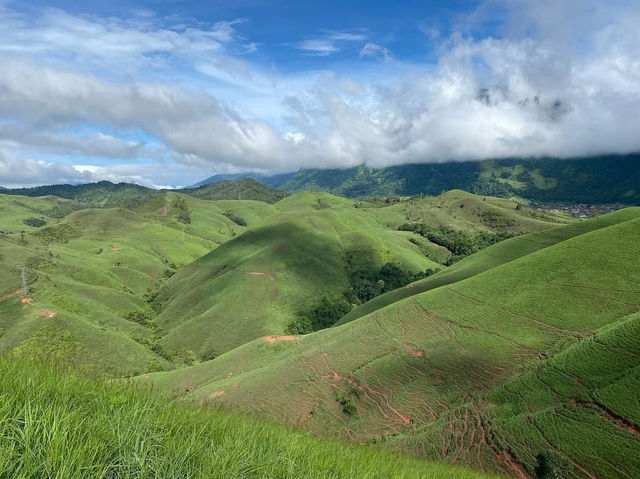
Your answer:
0;0;639;187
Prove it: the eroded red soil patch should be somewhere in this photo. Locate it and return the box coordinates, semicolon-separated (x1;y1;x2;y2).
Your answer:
40;310;56;317
21;297;32;304
209;390;225;399
111;247;121;251
402;343;424;357
264;335;299;343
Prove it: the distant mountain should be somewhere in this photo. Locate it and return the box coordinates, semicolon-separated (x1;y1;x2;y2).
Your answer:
260;154;640;204
2;180;160;217
181;178;287;203
190;171;295;188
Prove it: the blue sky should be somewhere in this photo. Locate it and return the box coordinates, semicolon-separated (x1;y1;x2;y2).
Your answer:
0;0;639;187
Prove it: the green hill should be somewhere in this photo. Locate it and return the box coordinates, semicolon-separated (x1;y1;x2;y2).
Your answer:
0;357;495;479
140;208;640;478
337;207;638;325
151;190;568;361
267;154;640;204
151;191;438;361
182;178;287;203
2;181;160;217
0;193;251;377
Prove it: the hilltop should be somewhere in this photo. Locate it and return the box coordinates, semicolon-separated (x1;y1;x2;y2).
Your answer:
0;178;288;216
140;208;640;478
182;178;288;203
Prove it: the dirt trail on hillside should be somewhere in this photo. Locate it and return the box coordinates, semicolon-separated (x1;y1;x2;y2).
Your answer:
264;335;298;343
209;390;225;399
40;310;56;318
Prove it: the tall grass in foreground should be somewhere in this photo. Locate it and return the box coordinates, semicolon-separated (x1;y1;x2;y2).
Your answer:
0;357;496;479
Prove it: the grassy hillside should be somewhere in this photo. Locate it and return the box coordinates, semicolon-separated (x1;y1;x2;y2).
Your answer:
2;181;160;217
0;193;249;376
182;178;287;203
338;207;638;325
0;357;496;479
140;208;640;478
270;154;640;204
151;191;438;361
0;189;570;376
151;190;567;361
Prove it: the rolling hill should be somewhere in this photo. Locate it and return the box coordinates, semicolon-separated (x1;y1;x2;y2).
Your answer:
150;190;568;362
182;178;288;203
0;192;250;376
140;207;640;478
0;187;568;376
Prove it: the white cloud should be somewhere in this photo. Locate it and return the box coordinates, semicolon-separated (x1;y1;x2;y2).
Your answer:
297;30;368;56
0;151;92;188
360;43;393;61
0;0;639;187
297;39;341;56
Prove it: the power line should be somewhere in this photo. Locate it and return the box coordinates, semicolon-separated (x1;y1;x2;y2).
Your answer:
20;267;30;299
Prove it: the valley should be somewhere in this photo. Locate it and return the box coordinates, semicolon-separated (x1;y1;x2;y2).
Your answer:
0;180;638;478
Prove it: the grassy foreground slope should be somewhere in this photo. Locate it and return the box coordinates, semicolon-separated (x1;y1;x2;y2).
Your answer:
338;207;639;325
141;209;640;478
0;358;496;479
488;311;640;479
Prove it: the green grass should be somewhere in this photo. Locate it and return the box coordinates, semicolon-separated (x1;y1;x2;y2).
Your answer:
0;357;496;479
488;311;640;478
153;190;568;360
0;194;249;376
0;188;568;376
141;208;640;478
337;207;638;325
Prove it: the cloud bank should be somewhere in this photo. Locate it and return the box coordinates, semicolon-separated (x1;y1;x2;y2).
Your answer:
0;0;639;187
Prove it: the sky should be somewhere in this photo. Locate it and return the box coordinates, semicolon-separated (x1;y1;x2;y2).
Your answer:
0;0;639;188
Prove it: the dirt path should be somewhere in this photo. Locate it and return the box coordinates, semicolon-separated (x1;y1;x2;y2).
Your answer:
264;335;298;343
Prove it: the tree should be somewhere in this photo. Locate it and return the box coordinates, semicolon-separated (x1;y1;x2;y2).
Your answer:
535;451;571;479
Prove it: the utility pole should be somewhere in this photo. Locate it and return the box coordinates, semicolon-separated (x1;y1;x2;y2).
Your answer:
20;267;30;299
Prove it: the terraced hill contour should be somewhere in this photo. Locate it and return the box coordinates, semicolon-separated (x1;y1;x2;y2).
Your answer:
141;208;640;478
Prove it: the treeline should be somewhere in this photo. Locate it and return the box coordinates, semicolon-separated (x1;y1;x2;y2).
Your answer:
399;223;510;263
287;245;439;334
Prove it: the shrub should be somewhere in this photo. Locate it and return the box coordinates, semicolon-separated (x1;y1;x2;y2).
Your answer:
172;197;192;224
222;211;247;226
535;451;571;479
23;217;47;228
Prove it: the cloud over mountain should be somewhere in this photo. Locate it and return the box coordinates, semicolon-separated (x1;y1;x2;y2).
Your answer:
0;0;638;187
